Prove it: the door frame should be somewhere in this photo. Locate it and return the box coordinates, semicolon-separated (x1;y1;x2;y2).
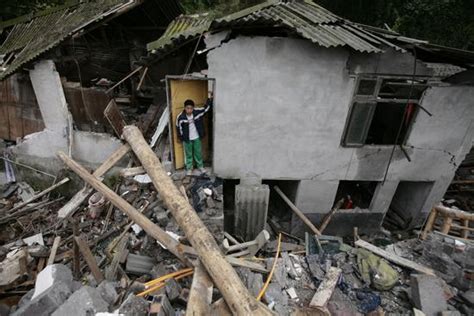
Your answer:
165;75;216;170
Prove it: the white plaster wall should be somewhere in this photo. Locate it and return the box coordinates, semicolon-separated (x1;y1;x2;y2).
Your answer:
208;36;474;223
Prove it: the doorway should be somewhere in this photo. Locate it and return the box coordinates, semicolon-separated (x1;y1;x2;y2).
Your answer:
166;76;215;169
384;181;434;230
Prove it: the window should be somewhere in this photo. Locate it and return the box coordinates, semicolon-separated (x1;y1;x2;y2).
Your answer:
334;181;379;209
342;77;428;147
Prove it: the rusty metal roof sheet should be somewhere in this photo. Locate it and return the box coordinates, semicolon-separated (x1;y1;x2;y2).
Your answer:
147;0;398;55
0;0;183;80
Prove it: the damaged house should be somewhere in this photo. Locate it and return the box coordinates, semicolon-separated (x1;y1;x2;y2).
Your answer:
0;0;473;238
144;0;474;237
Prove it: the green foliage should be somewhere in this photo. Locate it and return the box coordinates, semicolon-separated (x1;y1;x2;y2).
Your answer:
315;0;474;50
1;0;66;21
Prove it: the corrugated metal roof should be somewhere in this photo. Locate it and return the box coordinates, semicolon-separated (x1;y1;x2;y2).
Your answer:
147;0;397;54
0;0;184;81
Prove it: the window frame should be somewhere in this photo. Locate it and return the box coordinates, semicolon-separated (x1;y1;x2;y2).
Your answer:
341;75;429;148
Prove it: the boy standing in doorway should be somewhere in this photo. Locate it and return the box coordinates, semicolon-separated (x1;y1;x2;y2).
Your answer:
176;91;213;176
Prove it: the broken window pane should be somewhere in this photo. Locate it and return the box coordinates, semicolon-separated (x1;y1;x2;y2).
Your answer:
342;102;376;146
357;79;377;96
365;102;417;145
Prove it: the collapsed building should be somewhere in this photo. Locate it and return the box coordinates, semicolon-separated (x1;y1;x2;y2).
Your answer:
0;0;474;315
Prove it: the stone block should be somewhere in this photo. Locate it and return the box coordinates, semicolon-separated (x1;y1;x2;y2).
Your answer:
12;282;72;316
97;281;118;305
411;274;447;316
119;293;149;316
52;286;108;316
32;264;73;300
165;278;182;302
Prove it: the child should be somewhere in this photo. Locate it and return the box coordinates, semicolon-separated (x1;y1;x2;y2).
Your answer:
176;92;213;175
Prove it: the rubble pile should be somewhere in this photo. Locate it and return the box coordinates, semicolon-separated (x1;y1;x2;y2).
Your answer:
0;127;473;315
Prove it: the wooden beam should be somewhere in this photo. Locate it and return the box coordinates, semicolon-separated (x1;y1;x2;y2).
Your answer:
72;220;80;279
421;208;437;240
309;267;341;313
57;152;189;264
57;144;131;219
434;204;474;221
355;239;435;276
47;236;61;266
122;125;272;316
74;236;104;283
186;263;213;316
274;186;321;236
441;216;453;234
106;66;143;94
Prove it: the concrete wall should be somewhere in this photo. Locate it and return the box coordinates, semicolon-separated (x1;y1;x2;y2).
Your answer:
207;35;474;235
11;60;123;182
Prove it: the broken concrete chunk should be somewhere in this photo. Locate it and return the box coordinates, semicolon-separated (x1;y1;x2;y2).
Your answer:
119;293;149;316
461;289;474;307
165;278;182;302
52;286;109;316
97;281;118;305
150;294;175;316
411;274;448;316
12;282;72;316
32;264;73;300
0;248;31;287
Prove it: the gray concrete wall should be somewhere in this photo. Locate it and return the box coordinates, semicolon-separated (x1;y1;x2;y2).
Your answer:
207;35;474;235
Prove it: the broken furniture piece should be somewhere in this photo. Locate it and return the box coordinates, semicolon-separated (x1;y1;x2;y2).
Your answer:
309;266;342;315
421;204;474;240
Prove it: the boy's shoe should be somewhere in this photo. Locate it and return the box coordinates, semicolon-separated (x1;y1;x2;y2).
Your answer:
199;168;207;174
186;169;193;176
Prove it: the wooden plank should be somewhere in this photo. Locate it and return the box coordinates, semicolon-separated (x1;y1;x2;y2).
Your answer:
186;263;213;316
355;239;435;276
74;236;104;283
58;152;189;264
122;125;271;316
120;166;145;177
72;220;80;279
226;256;269;273
105;233;128;281
434;204;474;221
47;236;61;266
309;267;341;312
104;99;127;137
274;186;321;236
211;298;232;316
57;144;130;219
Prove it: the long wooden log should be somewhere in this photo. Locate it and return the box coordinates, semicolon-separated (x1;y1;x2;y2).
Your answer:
274;186;322;236
122;125;272;316
57;152;189;265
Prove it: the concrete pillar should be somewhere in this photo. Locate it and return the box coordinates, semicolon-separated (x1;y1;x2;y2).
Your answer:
234;176;269;241
29;60;69;133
